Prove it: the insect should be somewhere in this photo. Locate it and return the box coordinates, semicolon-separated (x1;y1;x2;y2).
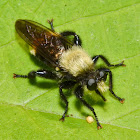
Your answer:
14;19;125;129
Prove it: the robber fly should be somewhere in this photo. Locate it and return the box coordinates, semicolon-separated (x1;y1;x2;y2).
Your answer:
14;19;125;129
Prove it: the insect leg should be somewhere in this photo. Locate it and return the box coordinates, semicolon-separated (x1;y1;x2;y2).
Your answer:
92;55;125;67
60;31;82;46
99;68;125;103
13;69;57;79
95;89;106;101
48;19;54;31
59;81;76;121
75;85;102;129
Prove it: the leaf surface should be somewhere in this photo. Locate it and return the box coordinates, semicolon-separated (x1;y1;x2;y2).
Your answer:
0;0;140;139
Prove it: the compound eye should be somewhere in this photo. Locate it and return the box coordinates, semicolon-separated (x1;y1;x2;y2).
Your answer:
87;79;97;91
99;70;107;81
99;71;104;77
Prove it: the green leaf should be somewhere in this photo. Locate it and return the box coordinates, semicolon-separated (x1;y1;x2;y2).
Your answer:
0;0;140;139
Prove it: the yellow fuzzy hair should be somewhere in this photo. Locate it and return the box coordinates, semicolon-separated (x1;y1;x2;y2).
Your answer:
97;81;109;93
59;46;93;77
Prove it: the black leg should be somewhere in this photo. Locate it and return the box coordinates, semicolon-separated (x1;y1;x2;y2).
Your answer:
99;68;125;103
75;85;102;129
92;55;125;67
59;81;76;121
13;69;57;80
47;20;82;46
48;19;54;31
95;89;107;101
60;31;82;46
59;86;68;121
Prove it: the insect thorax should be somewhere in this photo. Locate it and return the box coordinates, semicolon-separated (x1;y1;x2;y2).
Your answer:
59;46;94;77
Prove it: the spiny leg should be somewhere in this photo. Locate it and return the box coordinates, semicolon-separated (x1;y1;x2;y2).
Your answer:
95;89;107;101
75;85;102;129
13;69;57;79
99;68;125;103
92;55;126;67
48;19;54;31
60;31;82;46
59;81;76;121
